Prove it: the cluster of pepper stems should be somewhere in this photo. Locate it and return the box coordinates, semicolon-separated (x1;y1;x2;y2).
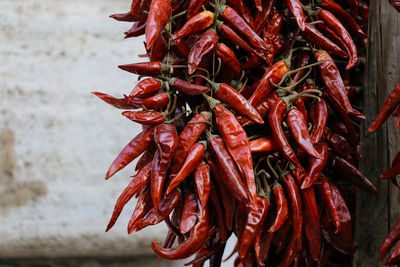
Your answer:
92;0;399;265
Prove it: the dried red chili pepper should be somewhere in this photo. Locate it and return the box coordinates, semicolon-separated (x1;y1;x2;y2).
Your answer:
172;39;191;58
118;61;169;76
187;0;209;19
369;83;400;132
284;0;306;30
240;92;278;126
213;103;257;204
170;78;210;95
105;127;154;180
122;110;165;125
129;78;162;99
173;11;214;40
389;0;400;12
316;176;340;233
166;142;206;193
317;9;358;70
226;0;255;29
310;99;328;144
92;92;137;109
216;43;240;75
253;0;275;35
278;233;298;267
152;205;209;260
148;34;167;61
194;163;211;208
188;30;218;74
386;242;400;266
209;184;229;241
127;186;153;233
268;181;288;233
180;191;199;234
249;137;278;153
130;92;171;110
145;0;173;49
106;162;152;231
301;142;328;189
256;230;273;266
263;11;285;65
125;20;146;38
324;128;352;158
151;123;178;210
302;187;321;261
380;218;400;260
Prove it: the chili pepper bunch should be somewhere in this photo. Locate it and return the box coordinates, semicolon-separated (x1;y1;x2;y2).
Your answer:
94;0;376;265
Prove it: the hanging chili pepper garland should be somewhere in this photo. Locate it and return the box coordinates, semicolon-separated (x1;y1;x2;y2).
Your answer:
94;0;389;265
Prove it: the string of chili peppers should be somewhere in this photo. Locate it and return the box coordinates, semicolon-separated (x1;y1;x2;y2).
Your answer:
93;0;381;265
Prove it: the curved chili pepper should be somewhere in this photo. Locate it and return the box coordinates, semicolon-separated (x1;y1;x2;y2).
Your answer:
389;0;400;12
369;83;400;132
316;176;341;233
106;162;152;231
135;189;181;230
226;0;255;29
302;23;348;58
208;136;250;203
284;0;306;30
187;0;209;19
240;92;278;126
188;30;218;74
92;92;137;109
194;163;211;208
317;9;358;70
253;0;275;35
278;233;298;267
274;218;291;255
249;137;278;153
380;218;400;260
152;205;209;260
269;182;288;233
216;43;240;74
170;113;209;174
105;127;154;180
171;78;210;95
151;123;178;210
135;145;155;171
125;20;146;38
149;34;166;61
219;5;267;50
287;108;323;159
173;11;214;40
172;39;190;58
130;0;150;17
256;230;273;266
129;78;162;99
122;110;165;125
263;11;285;65
301;142;328;189
282;172;302;247
382;162;400;179
292;52;311;84
324;128;352;158
214;103;257;204
268;98;301;167
209;184;229;241
166;142;205;193
127;186;152;233
386;242;400;266
320;0;368;39
302;187;321;261
130;92;170;110
332;155;378;196
248;61;288;107
180;191;199;234
145;0;173;49
310;99;328;144
118;61;169;76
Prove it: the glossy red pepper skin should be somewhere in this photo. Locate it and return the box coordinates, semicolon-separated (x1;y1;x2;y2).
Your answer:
127;186;153;233
209;184;229;241
145;0;173;49
92;92;137;109
170;113;208;174
240;92;278;126
105;127;154;180
253;0;275;35
131;92;170;110
118;61;166;76
129;78;162;99
106;162;152;232
151;124;178;210
248;61;288;107
208;136;249;203
188;30;218;75
172;39;190;58
302;23;348;58
381;162;400;179
173;11;214;40
292;52;311;84
369;83;400;132
318;9;358;70
284;0;306;30
287;108;323;159
310;99;328;144
166;143;205;193
216;43;240;74
278;233;298;267
122;110;165;125
301;142;328;189
180;191;199;234
269;99;301;167
220;5;267;51
386;242;400;266
194;163;211;208
249;137;278;153
269;182;288;233
316;176;341;233
302;187;321;261
214;103;257;205
389;0;400;12
152;205;209;260
187;0;210;19
171;78;210;95
324;128;352;158
256;230;273;266
263;11;285;65
380;218;400;260
125;20;146;38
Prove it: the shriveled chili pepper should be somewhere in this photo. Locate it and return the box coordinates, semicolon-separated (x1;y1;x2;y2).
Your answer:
170;113;209;174
129;78;162;99
148;34;167;61
269;98;301;167
317;21;349;52
216;43;240;75
389;0;400;12
256;230;273;266
219;5;267;51
166;142;206;193
332;155;378;196
171;38;191;58
118;61;169;76
105;127;154;180
127;186;153;233
151;123;178;210
145;0;173;49
310;98;328;144
316;176;341;233
106;162;152;231
292;52;311;84
187;0;209;19
170;78;210;95
248;61;288;107
125;20;146;38
122;110;165;125
173;11;214;40
369;83;400;132
226;0;255;29
152;205;209;260
301;142;328;189
180;191;199;234
92;92;137;109
135;145;155;171
130;92;171;110
135;188;181;230
386;242;400;266
240;92;278;126
381;162;400;179
253;0;275;35
213;103;257;204
317;9;358;70
188;30;218;74
380;218;400;261
268;181;288;233
249;137;278;153
274;218;291;255
278;233;298;267
194;163;211;208
287;108;323;159
130;0;150;17
324;128;352;158
209;184;229;241
208;136;250;203
263;11;285;65
284;0;306;30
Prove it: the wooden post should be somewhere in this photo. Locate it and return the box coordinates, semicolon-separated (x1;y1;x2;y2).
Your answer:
354;1;400;266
